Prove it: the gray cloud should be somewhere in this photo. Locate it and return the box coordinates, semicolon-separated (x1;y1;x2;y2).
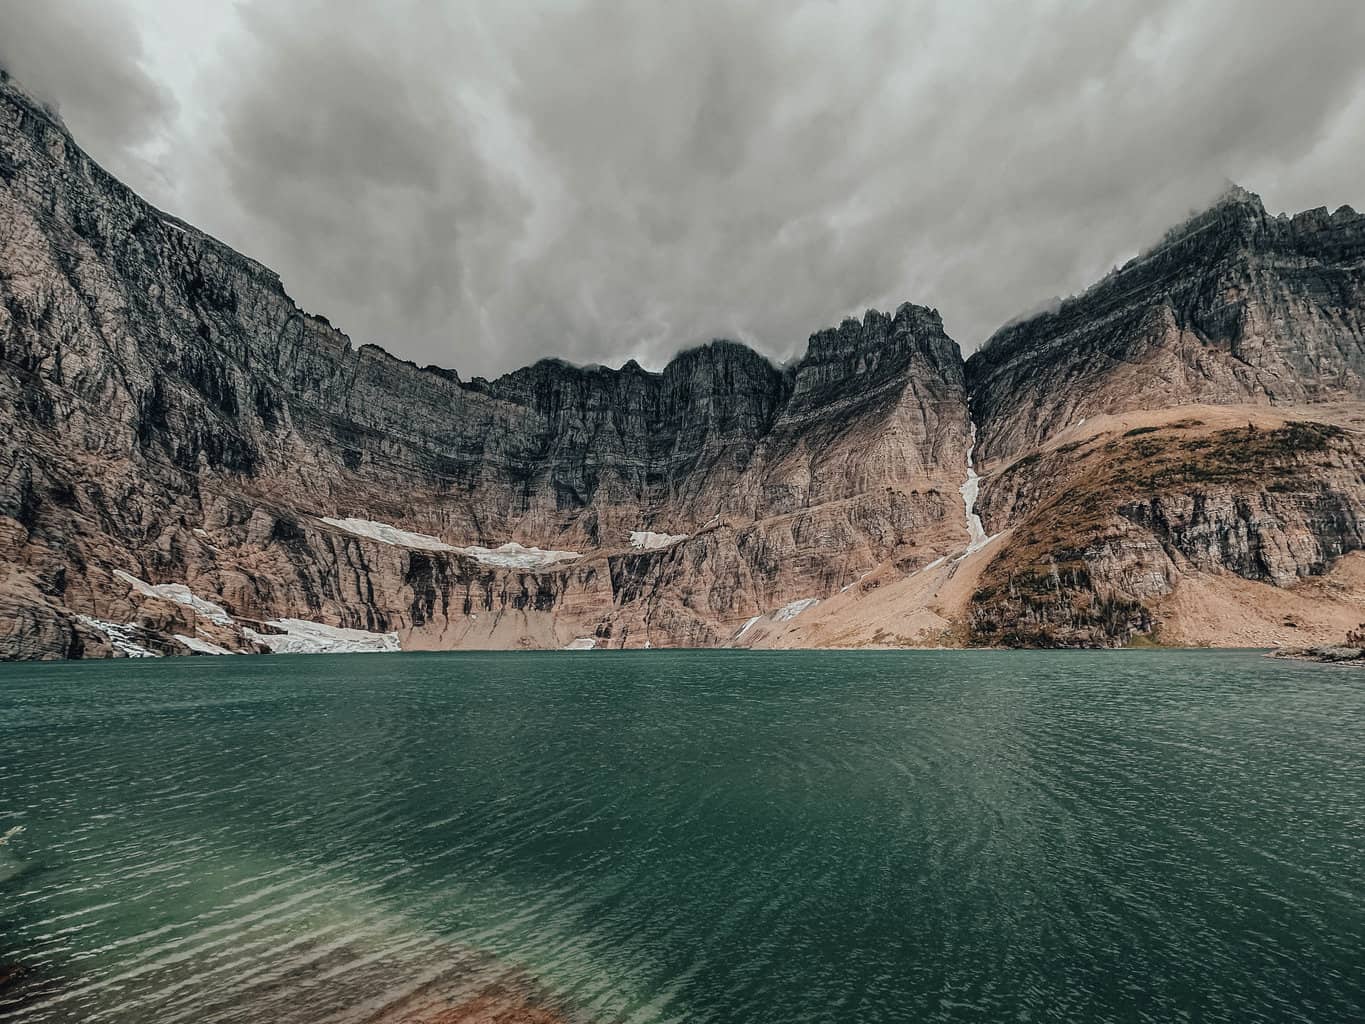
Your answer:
0;0;176;195
5;0;1365;377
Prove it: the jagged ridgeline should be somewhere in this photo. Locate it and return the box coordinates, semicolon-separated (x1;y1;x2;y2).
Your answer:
1;66;1363;658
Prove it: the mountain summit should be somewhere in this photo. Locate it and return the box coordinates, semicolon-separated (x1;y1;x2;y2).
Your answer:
2;71;1362;658
966;185;1365;462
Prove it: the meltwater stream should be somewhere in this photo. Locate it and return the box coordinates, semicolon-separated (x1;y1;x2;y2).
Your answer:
959;422;990;554
1;651;1363;1023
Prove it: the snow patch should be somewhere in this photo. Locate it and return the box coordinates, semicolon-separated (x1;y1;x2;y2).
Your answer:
75;616;160;658
736;598;819;636
630;530;688;550
320;517;580;569
461;542;580;569
563;637;597;650
175;635;235;656
113;571;233;626
735;614;762;638
772;598;819;622
244;619;400;655
321;516;458;552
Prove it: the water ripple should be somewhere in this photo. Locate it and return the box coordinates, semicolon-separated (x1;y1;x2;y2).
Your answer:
0;650;1361;1023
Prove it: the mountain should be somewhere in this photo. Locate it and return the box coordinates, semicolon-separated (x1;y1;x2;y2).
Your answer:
1;67;1362;659
954;186;1365;646
0;70;971;657
966;185;1365;464
731;187;1365;650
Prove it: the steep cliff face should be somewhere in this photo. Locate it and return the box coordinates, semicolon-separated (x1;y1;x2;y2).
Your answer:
945;186;1365;649
3;62;1363;660
961;406;1365;647
965;186;1365;465
463;340;795;547
0;70;971;657
737;305;968;514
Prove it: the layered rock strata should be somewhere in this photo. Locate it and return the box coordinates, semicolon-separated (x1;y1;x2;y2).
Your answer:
3;65;1364;657
966;186;1365;466
0;70;969;657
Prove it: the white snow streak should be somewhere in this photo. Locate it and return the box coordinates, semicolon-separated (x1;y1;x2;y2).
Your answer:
460;542;581;569
244;619;400;655
629;530;688;550
75;616;160;658
735;598;819;638
113;570;233;625
321;517;580;568
174;635;235;655
735;614;763;638
321;516;458;551
840;571;873;593
959;424;990;554
772;598;819;622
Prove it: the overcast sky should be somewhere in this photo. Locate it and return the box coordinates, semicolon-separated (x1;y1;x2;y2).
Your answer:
3;1;1363;377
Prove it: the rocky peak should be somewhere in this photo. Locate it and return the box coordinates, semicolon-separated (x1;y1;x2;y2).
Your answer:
8;57;1365;660
658;340;791;425
1207;182;1266;218
792;302;960;409
664;338;783;378
966;186;1365;463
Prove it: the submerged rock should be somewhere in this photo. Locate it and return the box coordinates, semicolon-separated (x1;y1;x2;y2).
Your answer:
1269;645;1365;665
1305;645;1365;662
371;982;573;1024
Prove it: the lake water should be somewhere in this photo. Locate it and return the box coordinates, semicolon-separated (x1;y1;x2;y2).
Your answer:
1;650;1361;1023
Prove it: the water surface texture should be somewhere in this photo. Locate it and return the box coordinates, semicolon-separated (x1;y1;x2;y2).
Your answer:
1;651;1362;1022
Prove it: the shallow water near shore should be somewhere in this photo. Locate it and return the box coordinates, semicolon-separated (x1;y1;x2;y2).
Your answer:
1;650;1362;1022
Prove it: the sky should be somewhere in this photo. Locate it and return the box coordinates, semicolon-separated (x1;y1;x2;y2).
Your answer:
2;1;1364;378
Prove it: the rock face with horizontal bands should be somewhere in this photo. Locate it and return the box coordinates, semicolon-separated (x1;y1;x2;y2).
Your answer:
953;184;1365;648
3;64;1364;658
963;417;1365;647
965;185;1365;465
0;70;972;657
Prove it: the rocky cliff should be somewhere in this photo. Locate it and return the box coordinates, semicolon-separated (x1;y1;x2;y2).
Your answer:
2;66;1363;659
965;185;1365;466
945;185;1365;649
0;70;972;657
962;408;1365;647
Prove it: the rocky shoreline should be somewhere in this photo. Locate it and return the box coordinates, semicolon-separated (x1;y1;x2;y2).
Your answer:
1267;646;1365;666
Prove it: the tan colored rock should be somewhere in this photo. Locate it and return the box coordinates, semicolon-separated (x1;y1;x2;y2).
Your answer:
2;68;1364;658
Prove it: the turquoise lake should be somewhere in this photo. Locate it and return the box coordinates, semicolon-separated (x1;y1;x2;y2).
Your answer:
1;650;1362;1022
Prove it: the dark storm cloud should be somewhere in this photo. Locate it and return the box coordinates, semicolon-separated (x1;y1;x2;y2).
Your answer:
5;1;1365;376
0;0;176;193
200;3;532;366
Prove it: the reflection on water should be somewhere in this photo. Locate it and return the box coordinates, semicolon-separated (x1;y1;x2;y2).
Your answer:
1;650;1362;1023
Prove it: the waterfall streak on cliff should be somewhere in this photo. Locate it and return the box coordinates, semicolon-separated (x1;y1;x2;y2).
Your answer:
959;423;990;554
